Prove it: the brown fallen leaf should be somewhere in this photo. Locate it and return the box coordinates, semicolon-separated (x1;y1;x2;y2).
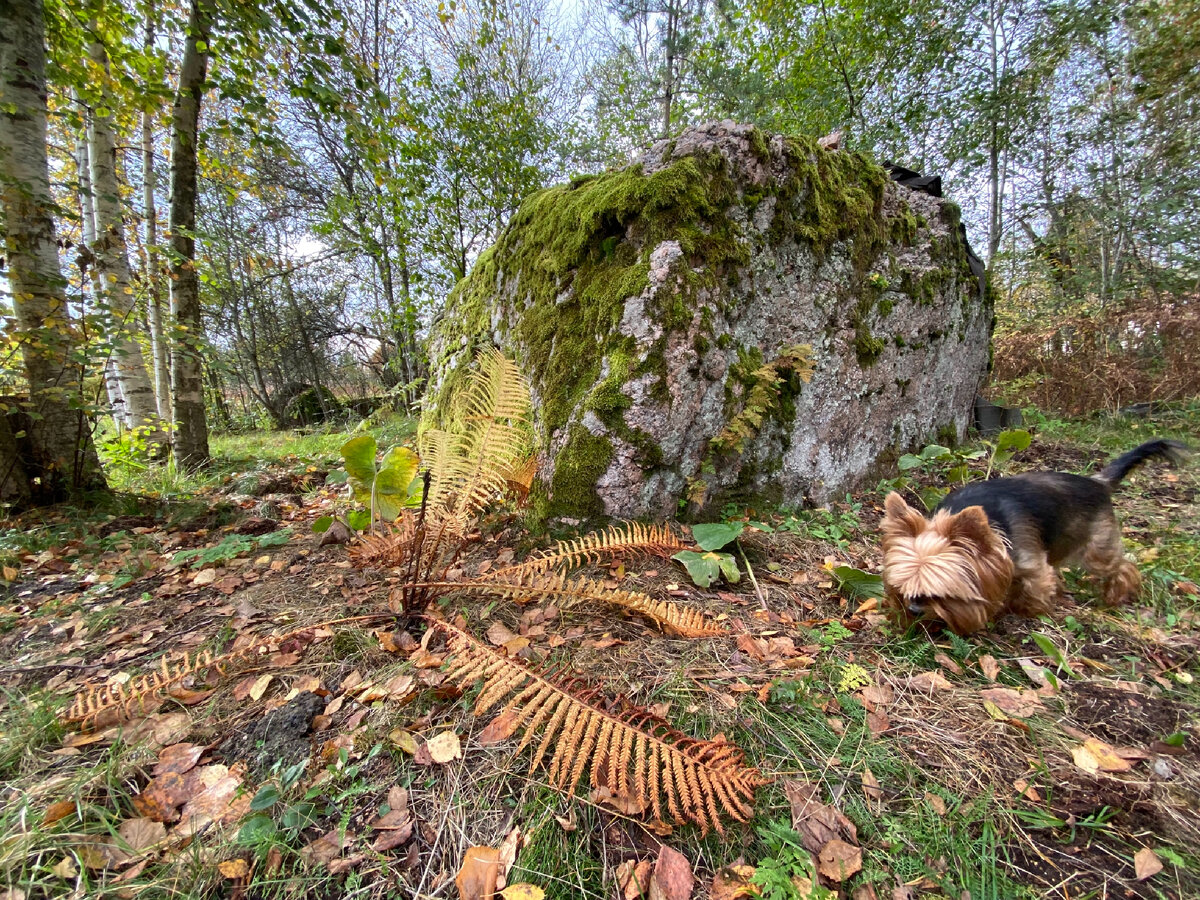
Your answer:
478;710;521;746
924;792;947;816
218;858;250;879
154;743;205;776
980;687;1043;718
859;683;894;707
456;846;501;900
784;780;857;854
1134;847;1163;881
651;845;693;900
118;817;167;854
817;839;863;881
42;801;76;827
617;859;653;900
905;671;953;693
496;827;522;890
427;731;462;764
301;829;352;867
933;652;962;675
978;654;1001;681
486;621;519;646
711;863;757;900
861;768;882;803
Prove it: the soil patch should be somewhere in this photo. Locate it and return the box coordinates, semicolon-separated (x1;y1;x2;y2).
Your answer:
1066;681;1195;747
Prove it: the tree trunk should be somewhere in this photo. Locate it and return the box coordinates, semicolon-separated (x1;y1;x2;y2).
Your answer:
0;0;106;504
86;34;166;449
168;0;213;469
143;0;173;427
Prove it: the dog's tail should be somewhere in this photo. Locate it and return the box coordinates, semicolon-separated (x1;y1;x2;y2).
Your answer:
1096;439;1190;486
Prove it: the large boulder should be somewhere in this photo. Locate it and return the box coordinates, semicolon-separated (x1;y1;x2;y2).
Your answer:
427;123;993;520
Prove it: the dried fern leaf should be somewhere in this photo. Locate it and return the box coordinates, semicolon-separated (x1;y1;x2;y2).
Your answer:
422;571;726;638
433;619;765;834
493;522;689;577
64;647;227;730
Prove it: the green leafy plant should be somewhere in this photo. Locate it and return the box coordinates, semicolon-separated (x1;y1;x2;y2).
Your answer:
314;435;421;535
982;428;1032;478
831;565;884;602
673;521;744;588
750;820;834;900
171;530;290;570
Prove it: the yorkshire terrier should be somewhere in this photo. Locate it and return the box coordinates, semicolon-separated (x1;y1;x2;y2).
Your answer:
881;439;1188;635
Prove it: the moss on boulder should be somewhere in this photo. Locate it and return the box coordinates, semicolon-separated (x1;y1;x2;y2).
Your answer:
427;122;993;521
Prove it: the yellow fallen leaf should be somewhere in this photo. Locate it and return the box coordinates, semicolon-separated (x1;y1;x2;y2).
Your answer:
427;731;462;764
218;858;250;879
1072;737;1133;775
389;729;418;755
248;674;273;702
500;885;545;900
51;857;77;879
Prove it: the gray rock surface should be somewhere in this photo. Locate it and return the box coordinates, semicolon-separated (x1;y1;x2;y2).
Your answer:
428;122;993;519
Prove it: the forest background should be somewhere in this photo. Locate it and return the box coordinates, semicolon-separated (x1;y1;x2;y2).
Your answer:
0;0;1196;501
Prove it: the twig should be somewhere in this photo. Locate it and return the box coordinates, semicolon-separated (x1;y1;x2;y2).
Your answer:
738;541;768;612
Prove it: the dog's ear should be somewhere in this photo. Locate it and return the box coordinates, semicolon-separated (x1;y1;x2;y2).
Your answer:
944;505;1004;553
881;492;926;541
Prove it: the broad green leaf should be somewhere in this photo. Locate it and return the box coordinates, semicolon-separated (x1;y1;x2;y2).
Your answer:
691;521;745;551
920;444;952;461
373;447;420;521
716;552;741;583
672;550;720;588
250;785;281;811
897;454;925;471
325;469;349;485
832;565;885;600
996;429;1032;452
346;509;371;531
341;435;378;498
311;515;334;534
237;814;277;844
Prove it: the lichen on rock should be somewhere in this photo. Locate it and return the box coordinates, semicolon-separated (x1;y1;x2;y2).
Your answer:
426;122;993;521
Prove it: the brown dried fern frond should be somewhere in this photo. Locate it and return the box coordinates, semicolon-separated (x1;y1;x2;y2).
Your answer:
65;647;230;730
433;619;765;834
421;571;725;638
494;522;689;577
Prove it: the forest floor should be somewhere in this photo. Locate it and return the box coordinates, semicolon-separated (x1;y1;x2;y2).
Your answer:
1;405;1198;900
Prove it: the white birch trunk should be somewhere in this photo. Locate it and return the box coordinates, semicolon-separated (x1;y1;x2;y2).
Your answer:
143;0;173;426
0;0;106;503
86;35;166;449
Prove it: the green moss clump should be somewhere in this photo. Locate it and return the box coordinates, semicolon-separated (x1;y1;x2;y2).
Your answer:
538;425;615;520
854;331;886;366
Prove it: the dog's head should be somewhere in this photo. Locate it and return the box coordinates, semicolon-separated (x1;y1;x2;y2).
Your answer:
880;492;1013;634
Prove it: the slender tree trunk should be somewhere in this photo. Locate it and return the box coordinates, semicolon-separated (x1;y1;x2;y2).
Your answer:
143;0;173;427
661;0;676;139
86;35;165;449
74;110;124;423
168;0;212;468
0;0;106;504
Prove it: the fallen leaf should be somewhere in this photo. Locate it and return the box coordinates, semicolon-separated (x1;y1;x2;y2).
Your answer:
154;743;205;776
51;857;78;879
456;846;501;900
980;687;1043;718
933;652;962;675
218;858;250;879
1013;779;1041;802
42;801;76;826
118;817;166;853
486;621;519;646
784;780;857;854
248;674;274;702
1071;737;1134;774
651;845;693;900
861;768;882;803
859;683;894;707
496;827;522;889
1134;847;1163;881
618;859;653;900
817;839;862;881
192;568;217;587
478;710;521;745
389;729;418;755
301;829;351;867
427;731;462;764
924;793;946;816
711;863;757;900
978;654;1000;681
500;886;545;900
906;671;953;693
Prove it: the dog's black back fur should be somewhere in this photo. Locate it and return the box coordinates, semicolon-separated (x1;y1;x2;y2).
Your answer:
936;439;1188;563
938;473;1110;563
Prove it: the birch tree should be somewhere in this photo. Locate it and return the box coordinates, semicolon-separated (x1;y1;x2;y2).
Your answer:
0;0;106;504
86;31;167;450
